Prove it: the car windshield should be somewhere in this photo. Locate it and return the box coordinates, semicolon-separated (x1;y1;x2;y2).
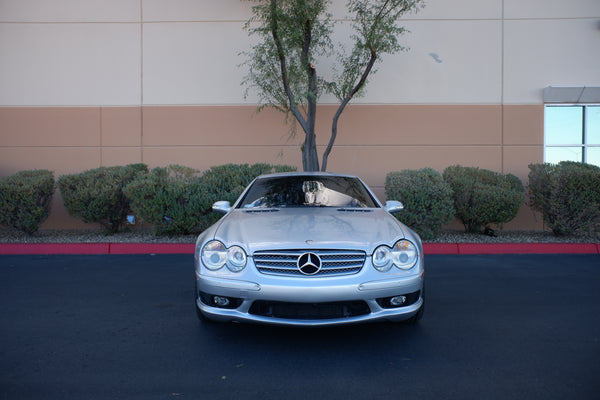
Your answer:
238;176;379;209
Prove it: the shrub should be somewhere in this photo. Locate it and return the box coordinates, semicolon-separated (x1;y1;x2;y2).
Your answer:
58;164;148;233
443;165;524;233
528;161;600;236
124;163;297;235
124;165;212;235
0;170;55;235
385;168;455;240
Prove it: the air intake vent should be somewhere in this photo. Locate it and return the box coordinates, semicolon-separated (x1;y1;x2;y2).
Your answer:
243;209;279;214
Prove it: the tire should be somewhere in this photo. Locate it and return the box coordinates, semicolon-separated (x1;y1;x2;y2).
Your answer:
194;284;211;323
405;301;424;325
405;288;425;325
195;299;216;324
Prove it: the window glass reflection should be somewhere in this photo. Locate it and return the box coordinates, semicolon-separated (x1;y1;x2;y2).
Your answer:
587;106;600;145
545;105;600;165
238;176;378;209
586;148;600;167
545;106;583;145
545;147;582;164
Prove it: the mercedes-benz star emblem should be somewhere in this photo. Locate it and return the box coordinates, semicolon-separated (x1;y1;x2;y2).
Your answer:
297;252;322;275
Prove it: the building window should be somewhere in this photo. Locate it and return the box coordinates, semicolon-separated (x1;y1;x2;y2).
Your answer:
544;105;600;167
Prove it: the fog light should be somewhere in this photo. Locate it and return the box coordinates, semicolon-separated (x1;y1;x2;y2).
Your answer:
390;295;407;306
213;296;230;307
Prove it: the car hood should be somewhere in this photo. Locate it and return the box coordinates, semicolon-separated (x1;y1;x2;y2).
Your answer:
211;208;407;254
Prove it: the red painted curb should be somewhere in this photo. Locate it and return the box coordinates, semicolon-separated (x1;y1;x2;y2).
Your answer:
423;243;459;255
108;243;195;254
0;243;598;255
0;243;194;255
457;243;599;255
0;243;110;255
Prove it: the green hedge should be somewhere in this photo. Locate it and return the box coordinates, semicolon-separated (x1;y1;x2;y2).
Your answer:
123;165;212;235
0;170;55;235
124;163;296;235
385;168;455;240
443;165;524;233
58;164;148;233
528;161;600;236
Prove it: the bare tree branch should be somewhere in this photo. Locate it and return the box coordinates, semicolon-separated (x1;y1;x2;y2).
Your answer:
322;51;377;171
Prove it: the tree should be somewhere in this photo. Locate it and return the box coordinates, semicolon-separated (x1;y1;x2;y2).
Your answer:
242;0;424;171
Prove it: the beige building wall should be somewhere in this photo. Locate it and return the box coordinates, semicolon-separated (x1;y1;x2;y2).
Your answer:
1;0;599;230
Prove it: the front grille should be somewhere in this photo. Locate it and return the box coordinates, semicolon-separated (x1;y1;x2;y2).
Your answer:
253;249;366;277
249;300;370;320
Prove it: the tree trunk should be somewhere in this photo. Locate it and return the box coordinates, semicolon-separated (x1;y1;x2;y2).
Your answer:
301;18;319;172
302;133;319;172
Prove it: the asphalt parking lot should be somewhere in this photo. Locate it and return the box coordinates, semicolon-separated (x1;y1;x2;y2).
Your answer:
1;254;599;400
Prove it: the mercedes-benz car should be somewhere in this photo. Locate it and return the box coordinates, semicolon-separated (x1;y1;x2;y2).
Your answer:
194;172;424;327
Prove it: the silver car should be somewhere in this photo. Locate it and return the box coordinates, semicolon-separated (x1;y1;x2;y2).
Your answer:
194;172;424;327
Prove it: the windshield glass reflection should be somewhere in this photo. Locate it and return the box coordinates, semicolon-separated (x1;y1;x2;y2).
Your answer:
238;176;378;209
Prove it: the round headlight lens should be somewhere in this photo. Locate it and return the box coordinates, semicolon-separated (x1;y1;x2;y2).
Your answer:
201;241;227;270
227;246;247;272
372;245;392;272
391;240;418;270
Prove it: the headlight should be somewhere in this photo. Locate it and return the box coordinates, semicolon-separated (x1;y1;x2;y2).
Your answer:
373;240;418;272
391;240;418;270
227;246;247;272
201;241;227;270
201;241;247;272
373;245;392;272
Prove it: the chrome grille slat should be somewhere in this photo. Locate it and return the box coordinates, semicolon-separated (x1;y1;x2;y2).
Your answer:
253;249;366;277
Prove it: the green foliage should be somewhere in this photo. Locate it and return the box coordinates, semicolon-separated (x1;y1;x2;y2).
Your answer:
385;168;455;240
0;170;55;235
443;165;525;233
243;0;424;107
329;0;423;100
58;164;148;233
242;0;333;112
124;165;211;235
242;0;424;171
124;163;297;235
528;162;600;236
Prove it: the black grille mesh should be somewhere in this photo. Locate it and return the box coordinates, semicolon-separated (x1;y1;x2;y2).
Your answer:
253;249;366;277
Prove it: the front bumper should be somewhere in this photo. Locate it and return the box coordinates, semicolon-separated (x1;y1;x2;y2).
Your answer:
195;271;424;327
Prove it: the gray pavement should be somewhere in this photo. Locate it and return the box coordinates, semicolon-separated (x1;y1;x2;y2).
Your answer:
1;254;599;400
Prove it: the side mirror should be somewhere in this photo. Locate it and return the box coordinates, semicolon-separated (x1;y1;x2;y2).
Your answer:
384;200;404;214
212;201;232;215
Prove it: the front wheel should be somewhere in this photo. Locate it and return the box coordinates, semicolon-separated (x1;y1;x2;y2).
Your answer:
405;301;424;325
405;288;425;325
194;284;212;323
